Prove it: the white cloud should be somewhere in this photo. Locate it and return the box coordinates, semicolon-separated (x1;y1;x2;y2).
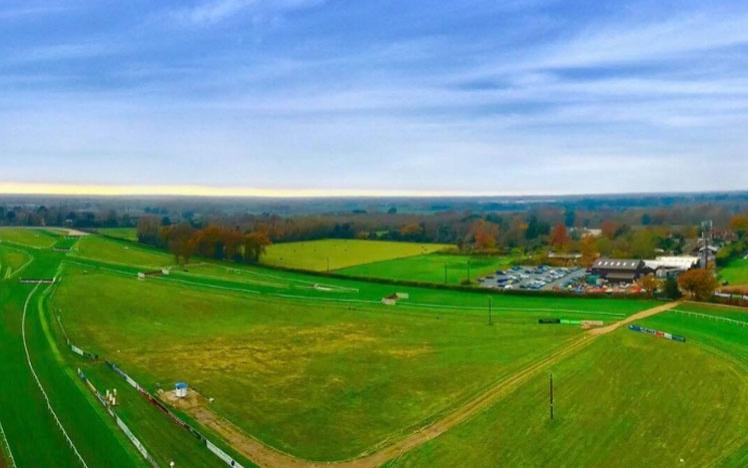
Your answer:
171;0;325;26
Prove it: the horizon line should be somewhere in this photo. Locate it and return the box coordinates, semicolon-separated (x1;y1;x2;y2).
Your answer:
0;182;744;199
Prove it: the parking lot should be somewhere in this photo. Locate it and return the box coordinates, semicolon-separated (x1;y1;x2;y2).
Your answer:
479;265;586;291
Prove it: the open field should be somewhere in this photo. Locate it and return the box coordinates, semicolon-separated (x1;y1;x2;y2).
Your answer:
0;227;59;249
390;308;748;467
337;253;515;285
261;239;453;271
71;235;174;268
719;258;748;286
51;264;589;460
0;245;31;279
1;229;747;467
97;227;138;241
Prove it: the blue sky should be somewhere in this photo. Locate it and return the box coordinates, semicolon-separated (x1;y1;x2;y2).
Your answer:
1;0;747;196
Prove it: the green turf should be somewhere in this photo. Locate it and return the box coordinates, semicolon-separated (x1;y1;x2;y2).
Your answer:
73;362;241;468
4;232;743;466
51;264;600;460
388;318;748;467
0;245;31;279
0;246;143;467
97;228;138;242
261;239;453;272
0;228;59;249
53;236;80;251
337;253;515;285
71;235;174;268
719;258;748;286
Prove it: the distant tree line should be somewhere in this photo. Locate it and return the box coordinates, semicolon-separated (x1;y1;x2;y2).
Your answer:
3;197;748;264
136;216;271;265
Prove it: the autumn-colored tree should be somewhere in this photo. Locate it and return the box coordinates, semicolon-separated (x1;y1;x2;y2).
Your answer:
639;274;662;298
400;223;424;241
678;268;718;301
730;214;748;239
190;225;229;259
600;220;619;239
471;220;499;251
580;235;599;267
161;223;195;265
550;223;570;250
243;230;271;263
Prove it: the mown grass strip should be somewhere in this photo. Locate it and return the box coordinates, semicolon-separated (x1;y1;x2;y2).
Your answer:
22;284;89;467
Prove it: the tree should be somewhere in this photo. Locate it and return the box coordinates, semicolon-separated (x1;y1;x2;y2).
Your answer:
678;269;718;301
639;274;662;298
564;209;576;228
137;215;162;247
630;229;656;259
730;214;748;239
580;235;599;267
162;223;195;266
190;225;228;259
400;223;424;241
663;276;682;299
550;223;570;250
243;231;271;263
601;220;618;239
525;215;549;240
471;220;499;251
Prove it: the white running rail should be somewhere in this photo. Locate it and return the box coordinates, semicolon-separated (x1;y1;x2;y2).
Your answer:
22;284;88;467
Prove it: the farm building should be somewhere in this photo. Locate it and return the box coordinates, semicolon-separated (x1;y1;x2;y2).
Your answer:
591;258;645;282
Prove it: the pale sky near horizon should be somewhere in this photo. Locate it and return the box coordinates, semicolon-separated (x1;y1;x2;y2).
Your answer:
1;0;747;196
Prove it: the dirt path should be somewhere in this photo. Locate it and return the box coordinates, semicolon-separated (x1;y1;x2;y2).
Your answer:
588;300;682;336
184;301;682;468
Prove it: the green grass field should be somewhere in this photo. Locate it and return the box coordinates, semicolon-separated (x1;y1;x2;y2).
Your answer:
97;227;138;241
261;239;453;271
0;244;31;279
0;246;143;467
71;235;174;268
51;265;589;460
719;258;748;286
2;229;747;467
390;306;748;467
337;253;515;285
0;227;59;249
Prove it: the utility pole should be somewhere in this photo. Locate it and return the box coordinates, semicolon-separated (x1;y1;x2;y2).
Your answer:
549;372;554;421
